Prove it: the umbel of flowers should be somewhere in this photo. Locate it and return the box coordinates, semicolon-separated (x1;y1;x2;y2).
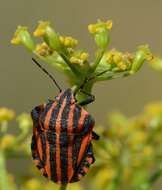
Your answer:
11;19;158;104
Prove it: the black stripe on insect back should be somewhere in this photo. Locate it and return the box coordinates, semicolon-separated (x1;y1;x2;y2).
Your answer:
40;133;46;166
49;89;71;130
47;130;56;181
60;90;72;183
48;89;72;182
72;105;82;171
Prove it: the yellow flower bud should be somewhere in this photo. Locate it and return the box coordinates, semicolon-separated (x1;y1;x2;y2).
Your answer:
11;36;21;45
106;52;113;63
64;37;71;46
33;21;50;37
24;179;42;190
70;56;83;65
59;36;65;43
80;52;89;61
0;134;15;150
0;108;15;121
17;113;32;132
11;26;28;45
113;53;122;63
59;36;78;48
35;42;53;56
88;19;113;34
88;24;96;33
117;62;127;70
11;26;35;50
106;20;113;29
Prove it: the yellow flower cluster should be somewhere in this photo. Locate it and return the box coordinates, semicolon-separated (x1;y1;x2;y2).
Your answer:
70;52;89;65
59;36;78;48
0;107;15;121
105;50;133;71
88;19;113;34
92;102;162;189
35;42;53;56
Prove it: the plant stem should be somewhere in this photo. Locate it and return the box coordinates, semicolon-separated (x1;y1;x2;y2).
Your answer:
59;184;67;190
0;150;9;190
91;49;105;72
149;166;162;184
135;167;162;190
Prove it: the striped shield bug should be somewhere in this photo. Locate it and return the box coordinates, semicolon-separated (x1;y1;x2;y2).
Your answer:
31;58;100;184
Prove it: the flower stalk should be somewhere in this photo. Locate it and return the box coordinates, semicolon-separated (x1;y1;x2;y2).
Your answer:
59;184;67;190
0;151;9;190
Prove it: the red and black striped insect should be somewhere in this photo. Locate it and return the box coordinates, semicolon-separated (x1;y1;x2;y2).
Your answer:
31;58;100;184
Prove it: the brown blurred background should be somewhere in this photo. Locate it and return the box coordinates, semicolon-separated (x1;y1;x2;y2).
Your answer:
0;1;162;189
0;0;162;123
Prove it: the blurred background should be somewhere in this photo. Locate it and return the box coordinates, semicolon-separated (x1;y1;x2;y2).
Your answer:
0;0;162;189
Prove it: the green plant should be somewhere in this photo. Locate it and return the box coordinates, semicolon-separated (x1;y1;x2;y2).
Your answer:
11;19;156;104
0;19;162;190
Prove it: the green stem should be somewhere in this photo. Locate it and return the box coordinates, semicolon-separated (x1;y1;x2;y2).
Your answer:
149;167;162;183
135;167;162;190
59;184;67;190
0;150;9;190
96;70;130;81
91;49;105;72
59;52;81;76
105;165;123;190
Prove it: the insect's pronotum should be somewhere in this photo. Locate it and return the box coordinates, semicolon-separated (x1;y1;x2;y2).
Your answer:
31;58;100;184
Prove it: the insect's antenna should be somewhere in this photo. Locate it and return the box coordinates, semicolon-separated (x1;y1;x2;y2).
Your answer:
32;58;62;92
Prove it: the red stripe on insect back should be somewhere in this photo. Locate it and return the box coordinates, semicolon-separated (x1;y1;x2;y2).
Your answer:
77;133;91;166
36;130;43;161
56;97;67;183
44;93;63;130
77;109;88;132
44;101;58;130
45;132;51;180
67;104;75;182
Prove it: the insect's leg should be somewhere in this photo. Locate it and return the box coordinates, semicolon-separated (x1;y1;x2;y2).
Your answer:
92;131;100;140
77;90;95;106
